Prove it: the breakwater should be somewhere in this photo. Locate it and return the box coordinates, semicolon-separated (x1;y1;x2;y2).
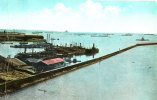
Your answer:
0;42;157;96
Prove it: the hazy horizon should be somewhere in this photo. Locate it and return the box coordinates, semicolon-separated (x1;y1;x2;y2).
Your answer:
0;28;157;34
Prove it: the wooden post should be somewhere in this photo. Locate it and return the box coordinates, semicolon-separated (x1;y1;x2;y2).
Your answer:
24;48;27;54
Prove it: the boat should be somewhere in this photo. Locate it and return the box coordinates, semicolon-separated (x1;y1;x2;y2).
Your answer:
65;30;68;32
38;89;47;93
51;38;59;40
121;33;132;36
19;42;28;45
136;36;149;41
91;35;108;37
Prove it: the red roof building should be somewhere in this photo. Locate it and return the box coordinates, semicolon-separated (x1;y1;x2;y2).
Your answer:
42;58;64;65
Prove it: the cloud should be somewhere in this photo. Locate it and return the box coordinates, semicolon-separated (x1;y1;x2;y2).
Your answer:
80;0;104;19
54;3;72;14
80;0;125;19
104;6;123;15
44;8;52;14
0;0;156;33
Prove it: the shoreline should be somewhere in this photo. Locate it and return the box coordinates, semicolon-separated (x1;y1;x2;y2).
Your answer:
0;33;45;42
0;42;157;96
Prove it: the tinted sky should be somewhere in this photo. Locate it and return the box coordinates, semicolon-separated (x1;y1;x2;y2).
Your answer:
0;0;157;33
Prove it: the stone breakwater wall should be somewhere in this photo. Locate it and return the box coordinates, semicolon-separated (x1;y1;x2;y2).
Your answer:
0;42;157;96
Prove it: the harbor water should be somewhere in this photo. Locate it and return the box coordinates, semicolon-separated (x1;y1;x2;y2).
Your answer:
0;32;157;62
0;32;157;100
1;45;157;100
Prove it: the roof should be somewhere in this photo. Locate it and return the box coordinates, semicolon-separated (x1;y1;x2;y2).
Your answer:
42;58;64;65
6;58;27;66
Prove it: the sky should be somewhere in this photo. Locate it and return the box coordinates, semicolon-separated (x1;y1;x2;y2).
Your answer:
0;0;157;33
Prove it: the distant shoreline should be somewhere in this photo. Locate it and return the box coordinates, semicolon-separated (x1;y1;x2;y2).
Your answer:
0;32;45;42
0;29;156;35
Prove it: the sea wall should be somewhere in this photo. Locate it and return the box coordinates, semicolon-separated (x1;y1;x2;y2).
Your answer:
0;42;156;96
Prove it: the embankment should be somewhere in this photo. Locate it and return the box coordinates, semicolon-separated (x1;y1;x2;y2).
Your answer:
0;42;157;96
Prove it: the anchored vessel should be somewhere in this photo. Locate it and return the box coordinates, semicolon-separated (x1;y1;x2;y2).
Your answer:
11;43;65;73
136;36;149;41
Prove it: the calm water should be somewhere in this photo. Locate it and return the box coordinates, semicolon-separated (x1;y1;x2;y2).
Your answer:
0;32;157;100
1;45;157;100
1;32;157;61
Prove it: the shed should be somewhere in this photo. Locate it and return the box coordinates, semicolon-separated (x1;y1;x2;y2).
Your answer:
42;58;64;65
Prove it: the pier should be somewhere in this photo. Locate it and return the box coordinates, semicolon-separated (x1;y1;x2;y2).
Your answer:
0;42;157;96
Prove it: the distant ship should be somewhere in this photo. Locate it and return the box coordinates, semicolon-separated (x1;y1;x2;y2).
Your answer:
122;33;132;36
19;42;28;45
65;30;68;32
136;36;149;41
91;35;108;37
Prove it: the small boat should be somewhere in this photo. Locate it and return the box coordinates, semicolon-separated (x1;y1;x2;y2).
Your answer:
51;38;59;40
19;42;28;44
38;89;47;93
65;30;68;32
51;38;56;40
136;36;149;41
91;35;108;37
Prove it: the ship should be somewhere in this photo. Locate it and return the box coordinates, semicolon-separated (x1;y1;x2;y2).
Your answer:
65;30;68;32
12;43;66;72
19;42;28;45
136;36;149;41
91;35;108;37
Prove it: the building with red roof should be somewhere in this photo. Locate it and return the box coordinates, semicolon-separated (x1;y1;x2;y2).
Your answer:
25;58;65;72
